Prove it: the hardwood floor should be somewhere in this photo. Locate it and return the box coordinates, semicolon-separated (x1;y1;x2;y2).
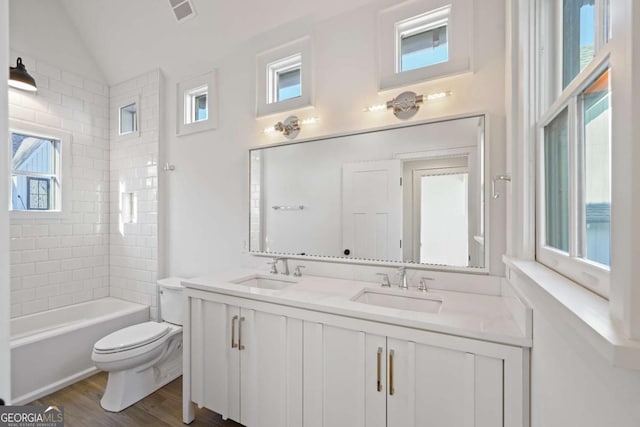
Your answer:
30;372;243;427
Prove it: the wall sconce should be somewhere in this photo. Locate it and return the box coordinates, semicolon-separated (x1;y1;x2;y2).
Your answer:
8;57;37;92
364;90;452;119
264;115;319;139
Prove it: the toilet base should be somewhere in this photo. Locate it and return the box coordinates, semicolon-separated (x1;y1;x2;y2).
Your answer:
100;334;182;412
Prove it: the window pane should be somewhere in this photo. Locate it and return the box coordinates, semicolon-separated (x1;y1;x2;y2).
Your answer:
11;133;54;174
194;93;207;121
582;69;611;266
563;0;595;88
401;25;448;72
120;103;138;134
277;68;301;101
544;108;570;252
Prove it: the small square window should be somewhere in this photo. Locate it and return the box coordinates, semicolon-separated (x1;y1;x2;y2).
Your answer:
396;7;451;73
267;54;302;104
119;103;138;135
184;86;208;124
10;132;60;212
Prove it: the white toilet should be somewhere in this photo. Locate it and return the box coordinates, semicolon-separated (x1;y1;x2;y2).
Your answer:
92;277;185;412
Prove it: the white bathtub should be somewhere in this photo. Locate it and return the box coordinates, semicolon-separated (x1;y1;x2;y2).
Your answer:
10;297;149;404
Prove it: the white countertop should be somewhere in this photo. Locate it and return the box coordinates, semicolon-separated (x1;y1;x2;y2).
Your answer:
183;270;532;348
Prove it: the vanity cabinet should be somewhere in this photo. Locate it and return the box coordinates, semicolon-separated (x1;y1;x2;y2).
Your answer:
188;297;303;427
304;322;514;427
184;287;528;427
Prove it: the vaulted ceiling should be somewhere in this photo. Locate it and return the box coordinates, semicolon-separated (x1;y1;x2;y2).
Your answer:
58;0;381;84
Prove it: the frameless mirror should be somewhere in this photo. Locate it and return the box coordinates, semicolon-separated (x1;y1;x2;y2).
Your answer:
249;115;487;270
119;103;138;135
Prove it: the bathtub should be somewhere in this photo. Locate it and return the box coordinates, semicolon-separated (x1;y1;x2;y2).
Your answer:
10;297;149;404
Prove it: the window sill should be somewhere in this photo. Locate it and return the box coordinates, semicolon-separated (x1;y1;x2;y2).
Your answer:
503;255;640;370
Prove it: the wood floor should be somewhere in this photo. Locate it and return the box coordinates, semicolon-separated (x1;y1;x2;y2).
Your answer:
30;372;242;427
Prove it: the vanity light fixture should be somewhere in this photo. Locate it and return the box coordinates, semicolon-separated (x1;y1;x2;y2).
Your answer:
264;115;319;139
364;90;452;119
8;57;37;92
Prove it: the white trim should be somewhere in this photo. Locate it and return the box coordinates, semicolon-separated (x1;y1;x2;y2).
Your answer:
176;70;218;137
377;0;473;90
505;256;640;370
8;120;72;220
256;37;313;117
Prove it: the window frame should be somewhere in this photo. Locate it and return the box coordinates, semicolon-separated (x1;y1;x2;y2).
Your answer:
176;70;218;137
536;0;612;297
8;120;72;219
267;54;302;104
256;36;312;117
396;6;450;73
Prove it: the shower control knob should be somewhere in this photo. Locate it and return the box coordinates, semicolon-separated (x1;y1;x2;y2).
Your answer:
344;249;351;255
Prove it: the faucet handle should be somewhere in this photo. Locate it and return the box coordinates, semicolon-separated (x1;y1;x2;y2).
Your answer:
376;273;391;287
418;276;434;292
267;260;278;274
293;265;306;277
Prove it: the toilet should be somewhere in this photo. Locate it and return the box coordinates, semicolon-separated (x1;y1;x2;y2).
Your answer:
92;277;185;412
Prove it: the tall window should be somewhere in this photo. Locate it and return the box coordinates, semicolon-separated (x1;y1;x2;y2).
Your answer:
537;0;611;296
10;132;61;212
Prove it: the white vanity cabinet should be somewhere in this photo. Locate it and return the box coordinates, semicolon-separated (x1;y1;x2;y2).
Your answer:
303;319;525;427
186;295;303;427
183;284;529;427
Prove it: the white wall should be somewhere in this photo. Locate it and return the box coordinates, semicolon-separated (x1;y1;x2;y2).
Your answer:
159;0;507;278
1;0;11;404
109;71;161;320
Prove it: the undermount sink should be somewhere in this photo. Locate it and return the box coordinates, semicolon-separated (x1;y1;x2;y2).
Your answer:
230;275;295;290
352;290;442;314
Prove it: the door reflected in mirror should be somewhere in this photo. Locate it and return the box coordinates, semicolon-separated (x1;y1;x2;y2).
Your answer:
249;115;487;270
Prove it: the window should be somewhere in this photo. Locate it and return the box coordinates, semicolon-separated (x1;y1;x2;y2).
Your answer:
378;2;471;90
268;54;302;104
256;37;312;117
397;7;450;73
176;70;218;136
537;0;611;296
119;103;138;135
185;85;208;124
10;132;60;212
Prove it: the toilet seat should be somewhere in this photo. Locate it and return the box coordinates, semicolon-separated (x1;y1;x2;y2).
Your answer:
94;322;170;354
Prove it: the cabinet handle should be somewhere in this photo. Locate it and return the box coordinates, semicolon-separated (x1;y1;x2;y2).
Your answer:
389;349;395;396
231;315;238;348
239;316;246;350
376;347;383;392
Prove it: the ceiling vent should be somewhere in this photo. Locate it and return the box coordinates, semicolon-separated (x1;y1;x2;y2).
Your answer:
169;0;196;23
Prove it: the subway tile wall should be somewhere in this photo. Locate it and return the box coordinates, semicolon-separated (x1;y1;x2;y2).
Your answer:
108;70;161;320
8;51;110;317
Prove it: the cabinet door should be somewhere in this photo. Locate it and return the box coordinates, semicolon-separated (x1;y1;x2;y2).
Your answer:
303;322;385;427
387;338;503;427
190;299;241;421
240;309;303;427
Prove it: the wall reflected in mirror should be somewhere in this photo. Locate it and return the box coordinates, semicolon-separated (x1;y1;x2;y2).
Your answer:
249;115;486;270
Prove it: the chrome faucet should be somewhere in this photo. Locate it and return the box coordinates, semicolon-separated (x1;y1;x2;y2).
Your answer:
276;257;290;275
397;267;409;290
267;260;279;274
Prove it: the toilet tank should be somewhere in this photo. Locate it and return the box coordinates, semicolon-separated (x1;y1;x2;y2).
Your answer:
158;277;185;326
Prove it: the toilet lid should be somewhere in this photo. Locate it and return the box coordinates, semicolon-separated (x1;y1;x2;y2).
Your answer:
94;322;170;353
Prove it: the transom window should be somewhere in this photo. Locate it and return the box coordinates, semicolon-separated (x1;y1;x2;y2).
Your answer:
396;6;450;73
267;54;302;104
185;85;208;124
10;132;61;212
537;0;611;296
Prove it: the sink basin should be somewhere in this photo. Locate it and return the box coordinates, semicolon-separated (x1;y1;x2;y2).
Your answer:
352;290;442;314
230;275;295;290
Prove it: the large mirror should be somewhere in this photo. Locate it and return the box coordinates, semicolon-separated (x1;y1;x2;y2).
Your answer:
249;115;487;270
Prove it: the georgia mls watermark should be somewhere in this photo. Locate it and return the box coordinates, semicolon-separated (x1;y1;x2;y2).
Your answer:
0;406;64;427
